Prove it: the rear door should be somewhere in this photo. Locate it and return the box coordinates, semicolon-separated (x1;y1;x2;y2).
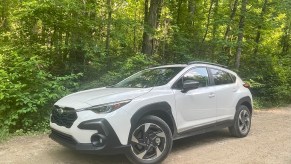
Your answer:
209;68;237;121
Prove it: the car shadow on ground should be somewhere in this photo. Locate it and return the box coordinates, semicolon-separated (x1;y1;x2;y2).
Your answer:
171;128;231;153
51;129;231;164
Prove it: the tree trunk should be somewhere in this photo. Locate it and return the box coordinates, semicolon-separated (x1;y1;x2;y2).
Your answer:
224;0;238;41
222;0;238;56
105;0;112;57
281;21;290;55
202;0;214;43
1;0;10;35
253;0;268;56
105;0;112;69
133;1;137;53
212;0;219;40
188;0;195;25
235;0;248;69
176;0;183;25
141;0;162;55
141;0;149;54
156;0;162;27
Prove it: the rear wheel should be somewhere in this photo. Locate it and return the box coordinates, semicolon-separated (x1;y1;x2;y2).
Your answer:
229;105;251;137
126;116;172;164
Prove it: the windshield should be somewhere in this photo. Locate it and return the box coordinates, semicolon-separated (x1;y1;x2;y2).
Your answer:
113;67;184;88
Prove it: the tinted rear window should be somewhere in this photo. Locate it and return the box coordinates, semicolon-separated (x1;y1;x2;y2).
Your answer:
210;69;234;85
230;74;236;82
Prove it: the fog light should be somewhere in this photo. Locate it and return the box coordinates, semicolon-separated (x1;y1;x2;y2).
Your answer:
91;133;106;147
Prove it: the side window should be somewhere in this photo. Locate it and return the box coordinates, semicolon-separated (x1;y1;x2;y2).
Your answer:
210;69;233;85
183;67;209;88
230;74;237;82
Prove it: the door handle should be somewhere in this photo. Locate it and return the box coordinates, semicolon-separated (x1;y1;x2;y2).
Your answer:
209;93;215;98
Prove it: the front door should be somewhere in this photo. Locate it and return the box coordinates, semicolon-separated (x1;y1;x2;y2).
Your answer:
173;67;216;133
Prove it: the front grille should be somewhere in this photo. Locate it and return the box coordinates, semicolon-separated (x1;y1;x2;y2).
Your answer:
50;129;77;145
51;106;77;128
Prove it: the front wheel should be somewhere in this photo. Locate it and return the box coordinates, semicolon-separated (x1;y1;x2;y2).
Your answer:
126;116;173;164
229;105;252;137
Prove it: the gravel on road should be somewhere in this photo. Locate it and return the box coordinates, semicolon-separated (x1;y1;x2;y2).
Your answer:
0;106;291;164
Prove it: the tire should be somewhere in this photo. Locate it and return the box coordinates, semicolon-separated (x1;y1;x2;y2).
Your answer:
126;115;173;164
229;105;252;138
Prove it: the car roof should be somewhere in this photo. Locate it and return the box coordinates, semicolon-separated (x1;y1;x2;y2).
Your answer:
151;61;227;69
149;62;237;76
187;61;228;68
150;64;187;69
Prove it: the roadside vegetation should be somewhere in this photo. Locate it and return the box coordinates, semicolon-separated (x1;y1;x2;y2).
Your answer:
0;0;290;139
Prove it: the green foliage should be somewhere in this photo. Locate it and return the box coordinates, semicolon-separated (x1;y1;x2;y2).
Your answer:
0;49;81;134
79;53;158;90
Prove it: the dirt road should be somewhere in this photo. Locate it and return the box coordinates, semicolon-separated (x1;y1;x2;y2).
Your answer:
1;107;291;164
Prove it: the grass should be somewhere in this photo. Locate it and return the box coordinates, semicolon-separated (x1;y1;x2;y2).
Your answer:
0;128;50;143
253;97;290;110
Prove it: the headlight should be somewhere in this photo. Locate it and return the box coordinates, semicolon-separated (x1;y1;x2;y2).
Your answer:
88;100;131;114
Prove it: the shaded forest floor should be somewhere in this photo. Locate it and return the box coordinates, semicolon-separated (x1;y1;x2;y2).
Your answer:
0;106;291;164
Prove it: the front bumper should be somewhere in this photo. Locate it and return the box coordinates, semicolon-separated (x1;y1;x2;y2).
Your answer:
49;118;130;155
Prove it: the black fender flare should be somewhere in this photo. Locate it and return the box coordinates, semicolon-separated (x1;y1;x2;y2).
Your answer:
236;96;253;114
129;102;177;141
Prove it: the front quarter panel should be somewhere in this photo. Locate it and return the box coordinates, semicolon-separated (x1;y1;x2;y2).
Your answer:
124;87;176;119
77;86;176;146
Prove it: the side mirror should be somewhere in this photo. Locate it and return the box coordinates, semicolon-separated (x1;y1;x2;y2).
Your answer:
182;80;200;93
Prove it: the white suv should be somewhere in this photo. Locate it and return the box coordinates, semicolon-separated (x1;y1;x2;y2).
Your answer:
50;61;252;164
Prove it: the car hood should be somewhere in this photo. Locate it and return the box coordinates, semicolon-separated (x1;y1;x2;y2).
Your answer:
55;87;152;109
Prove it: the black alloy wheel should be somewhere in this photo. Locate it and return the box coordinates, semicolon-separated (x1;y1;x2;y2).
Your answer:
229;105;252;137
126;116;172;164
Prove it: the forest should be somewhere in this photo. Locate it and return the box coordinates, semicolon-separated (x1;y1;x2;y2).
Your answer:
0;0;290;135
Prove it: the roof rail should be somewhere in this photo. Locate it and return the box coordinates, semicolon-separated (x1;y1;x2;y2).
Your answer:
187;61;228;68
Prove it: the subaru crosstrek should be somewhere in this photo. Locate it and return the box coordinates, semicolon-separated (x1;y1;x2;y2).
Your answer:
50;61;252;164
